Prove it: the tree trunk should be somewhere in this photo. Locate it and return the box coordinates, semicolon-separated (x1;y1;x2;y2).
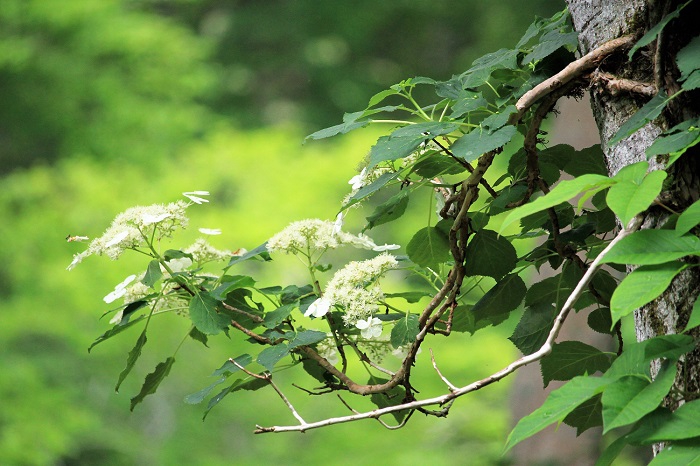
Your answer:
567;0;700;456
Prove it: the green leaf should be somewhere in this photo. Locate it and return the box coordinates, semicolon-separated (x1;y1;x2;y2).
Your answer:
633;400;700;444
464;229;518;280
406;226;451;268
184;376;227;405
450;125;517;163
211;354;254;377
367;122;458;169
115;331;147;392
608;93;670;147
189;291;229;335
450;91;488;118
685;297;700;332
605;334;694;379
130;357;175;411
561;144;608;177
602;362;677;433
263;303;295;329
342;171;401;210
481;105;518;131
610;261;689;326
411;156;466;178
541;341;612;387
365;190;410;230
88;315;147;352
601;229;700;265
288;330;327;349
471;274;527;324
390;314;419;348
256;344;289;372
676;34;700;82
525;264;584;310
681;69;700;91
500;174;614;233
384;291;432;303
563;394;603;436
595;433;633;466
203;378;268;419
606;170;667;225
649;441;700;465
142;260;163;288
163;249;193;261
628;1;689;59
227;242;270;267
588;308;614;335
188;327;209;347
523;30;578;64
509;302;557;355
646;118;700;161
211;274;256;300
676;198;700;236
505;375;609;451
368;375;409;423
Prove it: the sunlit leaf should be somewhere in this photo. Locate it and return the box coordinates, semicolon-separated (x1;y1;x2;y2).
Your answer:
189;290;229;335
601;229;700;265
390;314;419;348
406;226;451;268
606;170;666;225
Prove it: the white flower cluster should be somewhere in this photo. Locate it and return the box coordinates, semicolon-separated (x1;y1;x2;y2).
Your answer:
305;253;398;332
67;201;189;270
267;218;399;255
184;238;231;264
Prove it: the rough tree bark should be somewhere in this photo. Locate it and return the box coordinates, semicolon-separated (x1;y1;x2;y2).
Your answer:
567;0;700;455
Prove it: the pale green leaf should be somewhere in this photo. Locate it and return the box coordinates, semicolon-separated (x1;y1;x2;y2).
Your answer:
676;198;700;236
606;170;667;225
610;262;689;326
500;174;614;233
684;297;700;332
649;443;700;465
676;35;700;82
601;229;700;265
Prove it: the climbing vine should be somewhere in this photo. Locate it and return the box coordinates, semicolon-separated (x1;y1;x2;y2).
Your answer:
69;6;700;463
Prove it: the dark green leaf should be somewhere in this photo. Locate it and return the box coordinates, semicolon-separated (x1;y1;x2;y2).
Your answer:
601;229;700;265
256;344;289;371
541;341;612;387
163;249;193;261
88;315;147;352
288;330;327;349
368;123;458;168
608;93;670;147
588;308;614;335
450;125;517;163
562;144;608;176
368;375;409;423
676;198;700;236
115;331;147;392
263;303;295;329
472;274;526;324
406;226;451;268
509;302;557;355
385;291;432;303
525;264;583;309
450;91;488;118
602;362;676;433
142;260;163;288
365;190;410;230
505;375;609;451
390;314;419;348
184;376;227;405
563;394;603;436
305;116;369;141
646;118;700;160
188;327;209;347
464;229;518;280
189;290;229;335
211;274;256;300
130;357;175;411
628;1;688;59
610;261;689;326
523;30;578;64
203;378;267;419
212;354;254;377
342;171;401;210
411;156;466;178
481;105;518;131
676;34;700;82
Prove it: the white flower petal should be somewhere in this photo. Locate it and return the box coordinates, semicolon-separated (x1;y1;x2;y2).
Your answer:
166;257;193;272
198;228;222;235
332;212;345;235
372;243;400;252
109;309;125;325
105;230;129;248
305;298;331;318
183;191;210;204
142;212;171;225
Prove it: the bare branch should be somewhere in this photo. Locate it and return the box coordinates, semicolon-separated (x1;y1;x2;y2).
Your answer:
254;217;643;434
430;348;458;392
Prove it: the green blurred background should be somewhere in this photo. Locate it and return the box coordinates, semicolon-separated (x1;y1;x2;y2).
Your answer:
0;1;596;465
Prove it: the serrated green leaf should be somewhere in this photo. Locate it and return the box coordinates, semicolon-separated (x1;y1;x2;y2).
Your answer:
288;330;327;349
647;118;700;160
342;171;401;210
406;226;451;268
541;341;612;387
464;229;518;280
450;125;517;163
481;105;518;131
130;357;175;411
411;156;466;178
227;242;269;267
472;274;526;323
390;314;419;348
212;274;256;300
632;400;700;444
505;375;609;451
588;308;614;335
602;229;700;265
184;376;227;405
605;334;694;379
606;170;667;225
682;69;700;91
263;303;295;329
88;315;147;352
610;261;689;326
188;327;209;347
628;1;689;59
115;331;147;392
525;264;583;309
676;34;700;82
189;291;229;335
685;297;700;332
602;362;676;434
523;30;578;64
608;93;670;147
368;375;409;423
676;198;700;236
163;249;193;261
500;174;614;233
509;302;557;355
563;394;603;436
142;260;163;288
368;123;458;169
562;144;608;177
365;189;410;230
384;291;432;303
450;91;488;118
256;344;289;372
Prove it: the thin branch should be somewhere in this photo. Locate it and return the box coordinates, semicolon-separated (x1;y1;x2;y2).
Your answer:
591;70;656;97
430;348;458;392
254;217;643;434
